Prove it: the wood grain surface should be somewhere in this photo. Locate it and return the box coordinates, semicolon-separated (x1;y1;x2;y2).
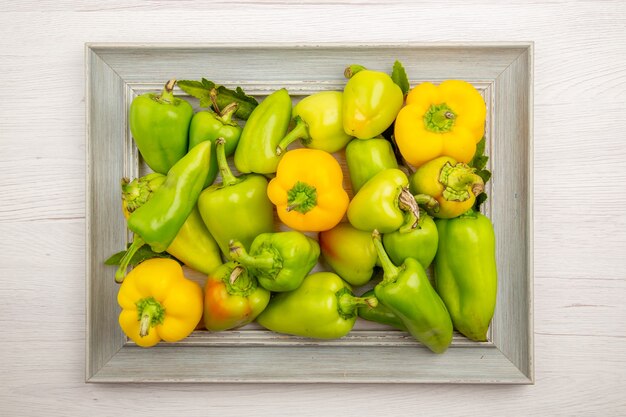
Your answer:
1;0;625;415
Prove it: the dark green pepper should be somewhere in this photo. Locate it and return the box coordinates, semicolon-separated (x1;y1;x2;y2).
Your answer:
357;289;407;331
256;272;377;339
345;137;398;194
115;141;212;282
434;211;497;341
129;79;193;174
189;101;242;188
234;88;292;174
382;209;438;270
229;231;320;292
372;230;453;353
198;138;274;258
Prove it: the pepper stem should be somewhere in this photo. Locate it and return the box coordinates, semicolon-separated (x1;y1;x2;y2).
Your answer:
219;102;239;124
210;88;221;115
226;265;256;295
121;173;167;215
229;240;276;271
414;193;440;213
372;230;401;283
115;236;145;283
423;103;455;133
215;138;241;186
439;162;485;202
397;187;420;233
336;288;378;319
158;79;176;104
136;296;165;337
286;181;317;214
275;117;311;156
344;64;367;79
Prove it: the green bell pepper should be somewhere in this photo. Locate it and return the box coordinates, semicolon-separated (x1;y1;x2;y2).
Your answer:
342;65;403;139
115;141;212;282
318;222;378;286
357;289;407;331
129;79;193;174
256;272;377;339
198;138;274;258
372;230;453;353
382;209;438;270
347;168;421;234
234;88;292;174
121;174;222;276
275;91;353;155
204;262;270;331
345;137;398;194
434;211;497;341
189;101;242;188
229;231;320;292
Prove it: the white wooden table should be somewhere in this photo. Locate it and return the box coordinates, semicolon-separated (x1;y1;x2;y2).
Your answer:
1;1;624;415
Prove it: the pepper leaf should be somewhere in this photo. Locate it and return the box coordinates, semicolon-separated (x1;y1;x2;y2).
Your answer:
469;137;492;212
177;79;258;120
391;60;410;95
105;244;178;267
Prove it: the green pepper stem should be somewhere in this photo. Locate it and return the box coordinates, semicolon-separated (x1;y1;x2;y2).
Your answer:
136;296;165;337
398;187;420;234
158;79;176;104
286;181;317;214
336;288;378;319
229;240;276;271
226;265;256;295
424;103;455;133
121;173;167;214
115;236;145;283
372;230;401;283
210;88;221;115
275;117;311;156
414;193;440;213
344;64;367;79
219;102;239;124
215;138;241;186
439;162;485;202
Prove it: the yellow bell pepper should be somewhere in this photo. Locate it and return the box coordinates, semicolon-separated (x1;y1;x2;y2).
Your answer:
117;258;203;348
267;148;349;232
394;80;486;168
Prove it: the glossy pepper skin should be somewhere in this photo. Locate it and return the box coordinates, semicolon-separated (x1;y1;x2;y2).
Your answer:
372;230;453;353
256;272;377;339
121;174;222;275
204;262;270;331
229;231;320;292
267;148;349;232
345;137;398;194
319;223;378;286
115;141;212;282
129;79;193;174
357;289;407;331
189;102;242;187
342;66;404;139
435;211;497;341
409;156;484;219
347;168;422;234
198;138;274;258
394;80;486;167
382;210;438;269
275;91;352;155
117;258;203;347
234;88;292;174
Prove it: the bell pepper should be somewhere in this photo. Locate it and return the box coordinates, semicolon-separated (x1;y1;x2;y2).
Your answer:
229;231;320;292
117;258;203;347
382;209;438;269
318;223;378;286
394;80;486;167
357;289;407;331
342;65;404;139
204;262;270;331
234;88;292;174
372;230;453;353
189;100;242;187
275;91;353;155
267;148;349;232
256;272;377;339
347;168;433;234
434;211;497;341
115;141;212;282
198;138;274;258
409;156;484;219
345;137;398;194
129;79;193;174
121;174;222;275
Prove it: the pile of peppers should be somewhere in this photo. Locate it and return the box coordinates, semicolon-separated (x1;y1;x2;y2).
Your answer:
109;64;498;354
